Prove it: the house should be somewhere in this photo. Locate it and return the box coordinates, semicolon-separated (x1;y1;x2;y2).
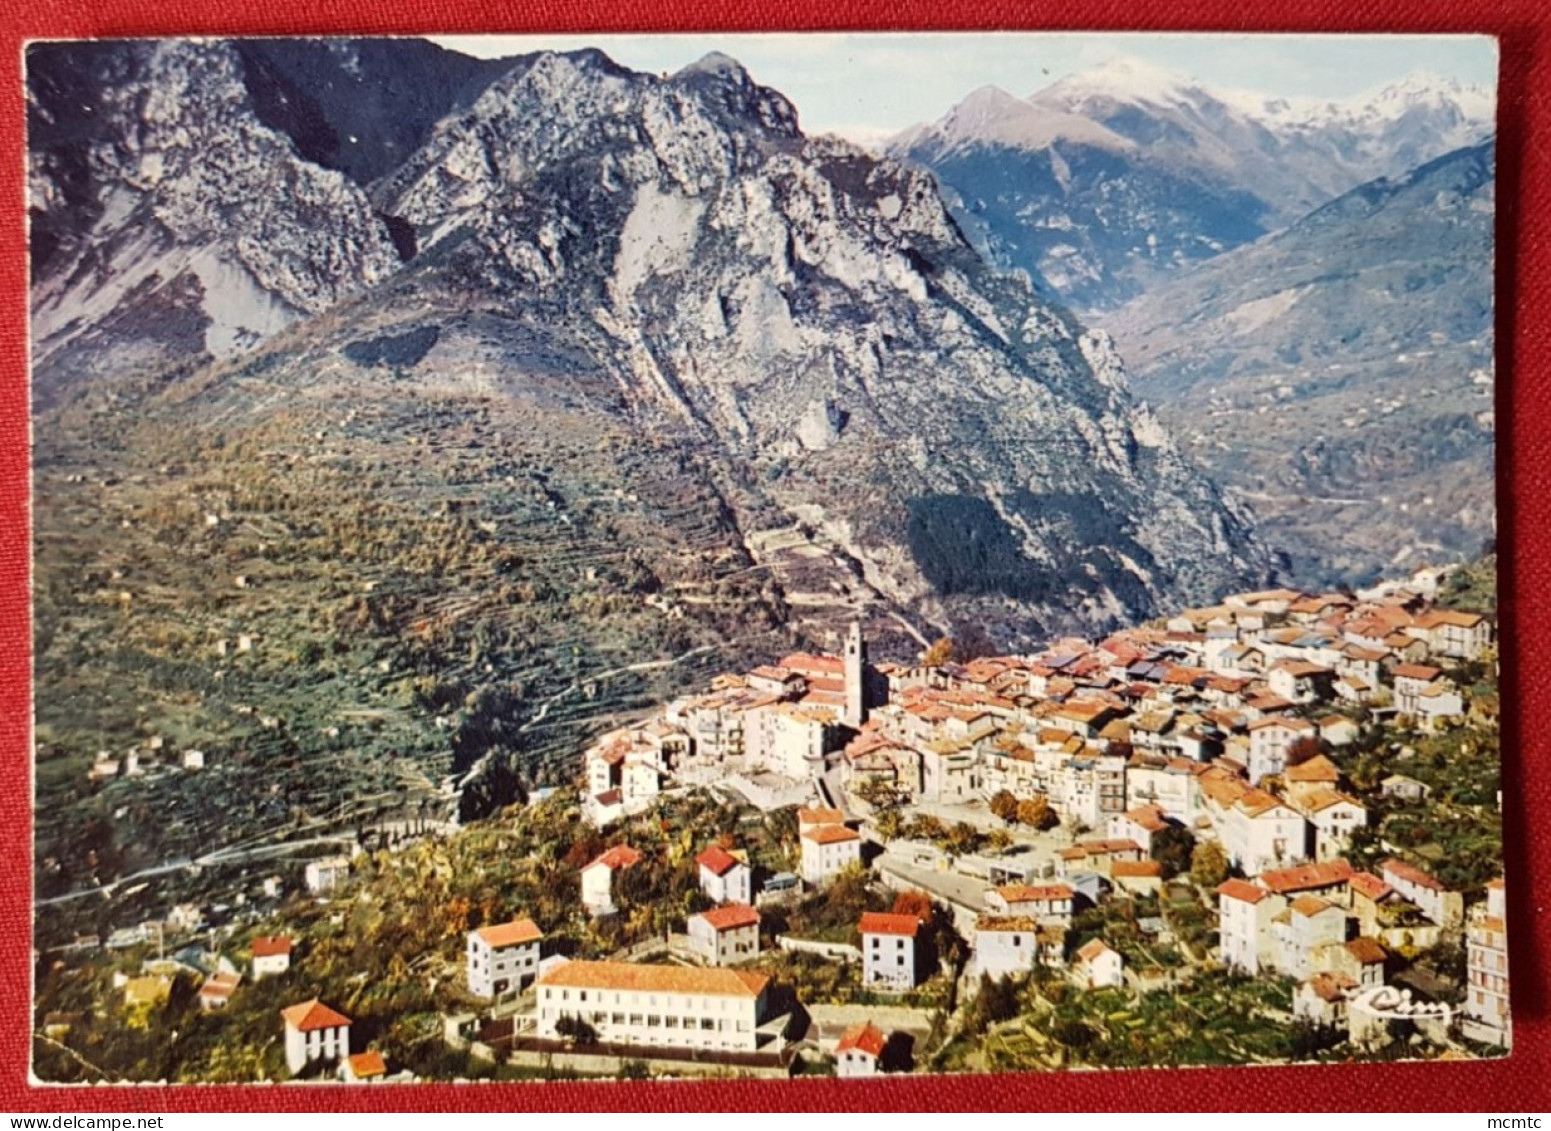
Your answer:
834;1021;888;1078
1274;895;1348;979
1319;716;1360;747
1333;936;1388;988
1463;879;1510;1048
342;1051;388;1084
984;883;1074;925
1410;608;1492;660
1295;790;1368;861
533;962;770;1053
1111;859;1163;896
1217;789;1306;877
1256;859;1354;905
1294;972;1359;1027
1056;838;1145;879
281;999;351;1076
1267;661;1336;705
695;845;753;905
580;845;644;917
686;904;761;966
860;912;926;991
973;915;1041;979
1350;872;1402;936
1246;717;1316;785
1284;755;1341;803
1380;858;1463;927
197;972;241;1010
800;822;862;886
1106;804;1172;854
466;917;543;998
250;936;293;980
304;855;350;894
1217;878;1283;976
1380;774;1431;802
1072;939;1124;989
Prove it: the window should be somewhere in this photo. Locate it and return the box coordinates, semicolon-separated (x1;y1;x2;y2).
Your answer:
701;1018;716;1031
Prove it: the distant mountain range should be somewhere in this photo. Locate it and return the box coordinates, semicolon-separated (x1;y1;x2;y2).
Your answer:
1108;138;1496;586
892;58;1494;313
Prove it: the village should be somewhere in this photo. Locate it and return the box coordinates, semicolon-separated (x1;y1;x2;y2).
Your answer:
32;561;1508;1083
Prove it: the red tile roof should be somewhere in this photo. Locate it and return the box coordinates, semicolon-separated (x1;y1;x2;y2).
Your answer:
586;845;643;872
1257;858;1353;895
1111;860;1162;879
1380;857;1448;892
801;823;860;845
695;845;742;876
1349;872;1394;901
347;1051;387;1079
1393;663;1443;682
796;806;846;826
281;999;351;1032
475;918;543;948
1345;937;1387;964
1217;879;1269;905
859;912;922;938
993;883;1073;904
251;935;292;958
538;961;768;998
836;1021;887;1058
698;904;761;932
1076;938;1115;963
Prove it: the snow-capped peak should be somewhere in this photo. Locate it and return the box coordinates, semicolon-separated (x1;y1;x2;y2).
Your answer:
1031;56;1201;107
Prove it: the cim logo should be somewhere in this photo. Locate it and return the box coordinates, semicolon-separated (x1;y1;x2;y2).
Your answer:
1348;983;1454;1021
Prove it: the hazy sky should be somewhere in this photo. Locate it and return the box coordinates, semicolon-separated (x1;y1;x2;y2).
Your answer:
430;32;1498;146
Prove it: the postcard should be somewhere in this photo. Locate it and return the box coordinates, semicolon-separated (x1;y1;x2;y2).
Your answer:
27;32;1504;1085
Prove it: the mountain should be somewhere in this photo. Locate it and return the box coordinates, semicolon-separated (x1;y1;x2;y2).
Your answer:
891;59;1494;313
28;39;1273;885
1106;139;1496;586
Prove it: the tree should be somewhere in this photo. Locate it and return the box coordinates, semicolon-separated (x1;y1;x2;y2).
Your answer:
922;637;955;666
892;890;934;921
1190;841;1230;888
1287;736;1323;768
1016;796;1059;831
989;790;1019;824
554;1015;598;1045
1152;824;1196;880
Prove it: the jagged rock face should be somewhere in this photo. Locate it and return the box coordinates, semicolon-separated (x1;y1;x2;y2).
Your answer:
1108;140;1496;587
27;41;1271;646
892;62;1494;314
364;51;1268;637
27;40;401;402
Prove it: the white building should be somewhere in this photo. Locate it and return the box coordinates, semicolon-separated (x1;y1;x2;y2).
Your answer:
250;936;293;980
534;962;771;1053
281;999;351;1076
973;915;1041;979
1464;879;1510;1048
1296;790;1368;861
800;823;862;886
1246;717;1316;785
1072;939;1123;989
984;883;1074;925
580;845;644;917
685;904;761;966
860;912;925;991
834;1021;887;1078
466;918;543;998
695;845;752;905
1217;879;1282;976
304;856;351;894
1273;895;1348;979
1380;858;1463;927
1218;789;1307;877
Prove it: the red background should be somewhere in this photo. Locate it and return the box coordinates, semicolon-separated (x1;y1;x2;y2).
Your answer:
1;0;1545;1112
